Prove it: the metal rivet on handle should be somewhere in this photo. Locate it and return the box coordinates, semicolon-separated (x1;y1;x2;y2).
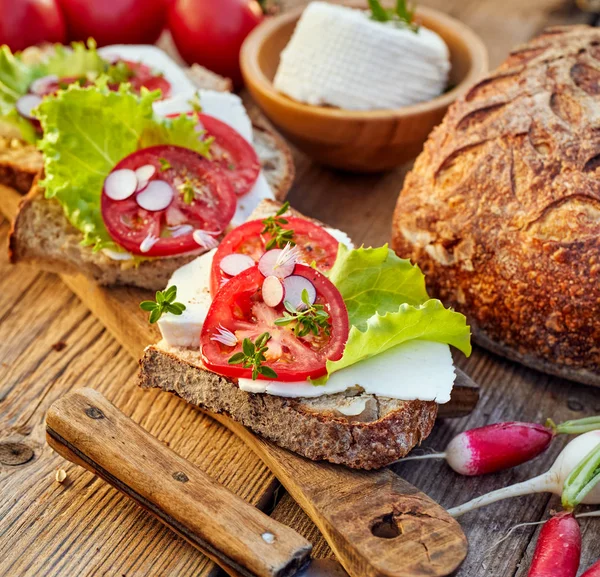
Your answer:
172;471;189;483
85;406;105;419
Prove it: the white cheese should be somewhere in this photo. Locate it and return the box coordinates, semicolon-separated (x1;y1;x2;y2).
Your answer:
238;340;455;403
157;249;216;348
324;227;354;249
98;45;196;99
273;2;450;111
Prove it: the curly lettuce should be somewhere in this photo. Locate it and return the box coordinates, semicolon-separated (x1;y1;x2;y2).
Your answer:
35;81;212;252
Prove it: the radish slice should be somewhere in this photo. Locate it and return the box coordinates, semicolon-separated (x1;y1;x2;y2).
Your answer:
258;245;299;279
136;180;174;211
104;169;138;201
220;253;255;277
135;164;156;183
283;276;316;310
16;94;42;120
263;276;284;307
30;75;58;95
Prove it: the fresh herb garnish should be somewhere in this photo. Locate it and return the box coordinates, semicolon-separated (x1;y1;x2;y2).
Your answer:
179;178;196;204
228;332;278;380
188;94;203;113
262;201;295;250
106;60;135;84
368;0;418;31
140;286;186;324
274;290;331;338
158;157;171;171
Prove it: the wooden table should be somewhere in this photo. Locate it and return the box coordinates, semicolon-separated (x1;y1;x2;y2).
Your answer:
1;1;599;576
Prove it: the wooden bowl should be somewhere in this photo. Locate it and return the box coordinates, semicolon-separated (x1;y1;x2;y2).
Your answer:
240;2;488;172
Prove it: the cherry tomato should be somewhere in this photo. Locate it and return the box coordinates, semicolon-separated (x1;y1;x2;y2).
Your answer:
101;145;236;257
58;0;167;46
201;265;349;382
168;0;263;88
210;218;340;296
0;0;66;52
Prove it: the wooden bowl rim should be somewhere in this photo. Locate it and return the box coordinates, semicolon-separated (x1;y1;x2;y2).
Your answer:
241;2;489;120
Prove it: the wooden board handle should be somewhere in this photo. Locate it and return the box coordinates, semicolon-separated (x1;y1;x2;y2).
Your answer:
46;388;312;577
209;412;468;577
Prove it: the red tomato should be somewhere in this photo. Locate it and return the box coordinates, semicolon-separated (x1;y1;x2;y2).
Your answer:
168;0;263;87
111;61;171;98
167;112;260;196
0;0;66;52
210;218;340;296
58;0;167;46
201;265;349;381
101;145;236;257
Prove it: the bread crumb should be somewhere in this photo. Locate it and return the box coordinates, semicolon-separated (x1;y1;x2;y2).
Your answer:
55;469;67;483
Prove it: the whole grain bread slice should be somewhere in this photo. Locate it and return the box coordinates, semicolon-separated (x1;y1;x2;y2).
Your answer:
136;200;438;469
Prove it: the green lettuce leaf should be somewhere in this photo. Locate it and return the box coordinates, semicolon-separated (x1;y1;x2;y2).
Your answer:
326;299;472;377
327;244;429;330
36;81;212;252
43;40;106;78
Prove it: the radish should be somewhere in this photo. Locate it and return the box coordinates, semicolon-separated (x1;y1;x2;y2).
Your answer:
258;244;299;279
283;276;316;310
527;512;581;577
219;254;255;277
396;416;600;476
448;430;600;517
262;276;284;307
136;181;174;211
30;75;58;96
104;169;138;201
16;94;42;120
581;559;600;576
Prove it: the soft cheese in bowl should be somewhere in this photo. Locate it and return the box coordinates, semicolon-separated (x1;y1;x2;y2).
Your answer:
273;1;450;110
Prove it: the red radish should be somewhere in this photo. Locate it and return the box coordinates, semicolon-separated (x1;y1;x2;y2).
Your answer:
581;559;600;576
16;94;42;120
262;276;284;307
258;245;299;279
136;181;174;211
30;75;59;96
219;254;255;277
397;416;600;476
448;430;600;517
527;512;581;577
104;169;138;201
135;164;156;190
283;276;316;310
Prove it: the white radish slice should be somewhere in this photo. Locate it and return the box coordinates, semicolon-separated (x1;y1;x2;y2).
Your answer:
220;253;255;277
262;276;284;307
104;169;138;201
16;94;42;120
258;249;296;279
136;180;174;211
135;164;156;182
30;74;58;95
283;276;316;310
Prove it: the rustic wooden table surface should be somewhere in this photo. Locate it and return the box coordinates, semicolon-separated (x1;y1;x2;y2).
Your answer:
1;1;599;576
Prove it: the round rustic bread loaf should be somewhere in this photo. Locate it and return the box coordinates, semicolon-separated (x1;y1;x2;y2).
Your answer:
392;26;600;386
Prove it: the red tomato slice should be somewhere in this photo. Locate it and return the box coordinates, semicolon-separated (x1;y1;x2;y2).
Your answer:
118;60;172;98
101;145;236;257
166;112;260;197
201;264;349;382
210;218;340;296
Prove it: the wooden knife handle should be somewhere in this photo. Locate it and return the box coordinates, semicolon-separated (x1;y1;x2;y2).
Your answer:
46;388;312;577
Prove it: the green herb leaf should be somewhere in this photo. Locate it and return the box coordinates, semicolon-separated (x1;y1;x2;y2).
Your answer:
368;0;390;22
262;202;295;249
275;299;331;339
228;352;246;364
158;157;171;171
227;333;278;381
139;286;186;324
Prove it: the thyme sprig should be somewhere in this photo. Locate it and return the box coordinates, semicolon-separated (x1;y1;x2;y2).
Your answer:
274;290;331;338
140;285;186;324
262;201;295;250
368;0;419;32
228;332;278;380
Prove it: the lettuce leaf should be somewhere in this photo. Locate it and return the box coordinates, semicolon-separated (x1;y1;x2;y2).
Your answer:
327;244;429;330
36;81;212;251
43;41;106;78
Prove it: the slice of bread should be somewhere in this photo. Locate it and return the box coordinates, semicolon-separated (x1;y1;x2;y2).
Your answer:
137;200;438;469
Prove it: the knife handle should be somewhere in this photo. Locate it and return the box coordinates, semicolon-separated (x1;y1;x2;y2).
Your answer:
46;388;312;577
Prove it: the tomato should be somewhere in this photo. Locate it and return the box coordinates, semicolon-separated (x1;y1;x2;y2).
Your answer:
210;218;340;296
201;265;349;381
0;0;66;52
109;60;171;98
101;145;236;257
168;0;263;88
167;111;260;197
58;0;167;46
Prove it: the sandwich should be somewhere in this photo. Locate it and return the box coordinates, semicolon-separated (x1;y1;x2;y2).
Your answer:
138;201;472;469
8;72;293;290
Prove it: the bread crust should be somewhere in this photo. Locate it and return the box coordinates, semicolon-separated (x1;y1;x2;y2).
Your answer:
392;26;600;385
138;343;438;470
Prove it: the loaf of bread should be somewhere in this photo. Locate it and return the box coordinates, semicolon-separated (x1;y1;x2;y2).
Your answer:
392;26;600;386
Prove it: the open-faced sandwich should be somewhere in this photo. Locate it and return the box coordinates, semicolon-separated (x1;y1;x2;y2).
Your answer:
8;76;293;290
138;201;471;469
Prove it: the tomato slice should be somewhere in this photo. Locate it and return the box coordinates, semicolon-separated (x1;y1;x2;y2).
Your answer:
101;145;236;257
118;60;172;98
166;112;260;197
201;264;349;382
210;218;340;296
